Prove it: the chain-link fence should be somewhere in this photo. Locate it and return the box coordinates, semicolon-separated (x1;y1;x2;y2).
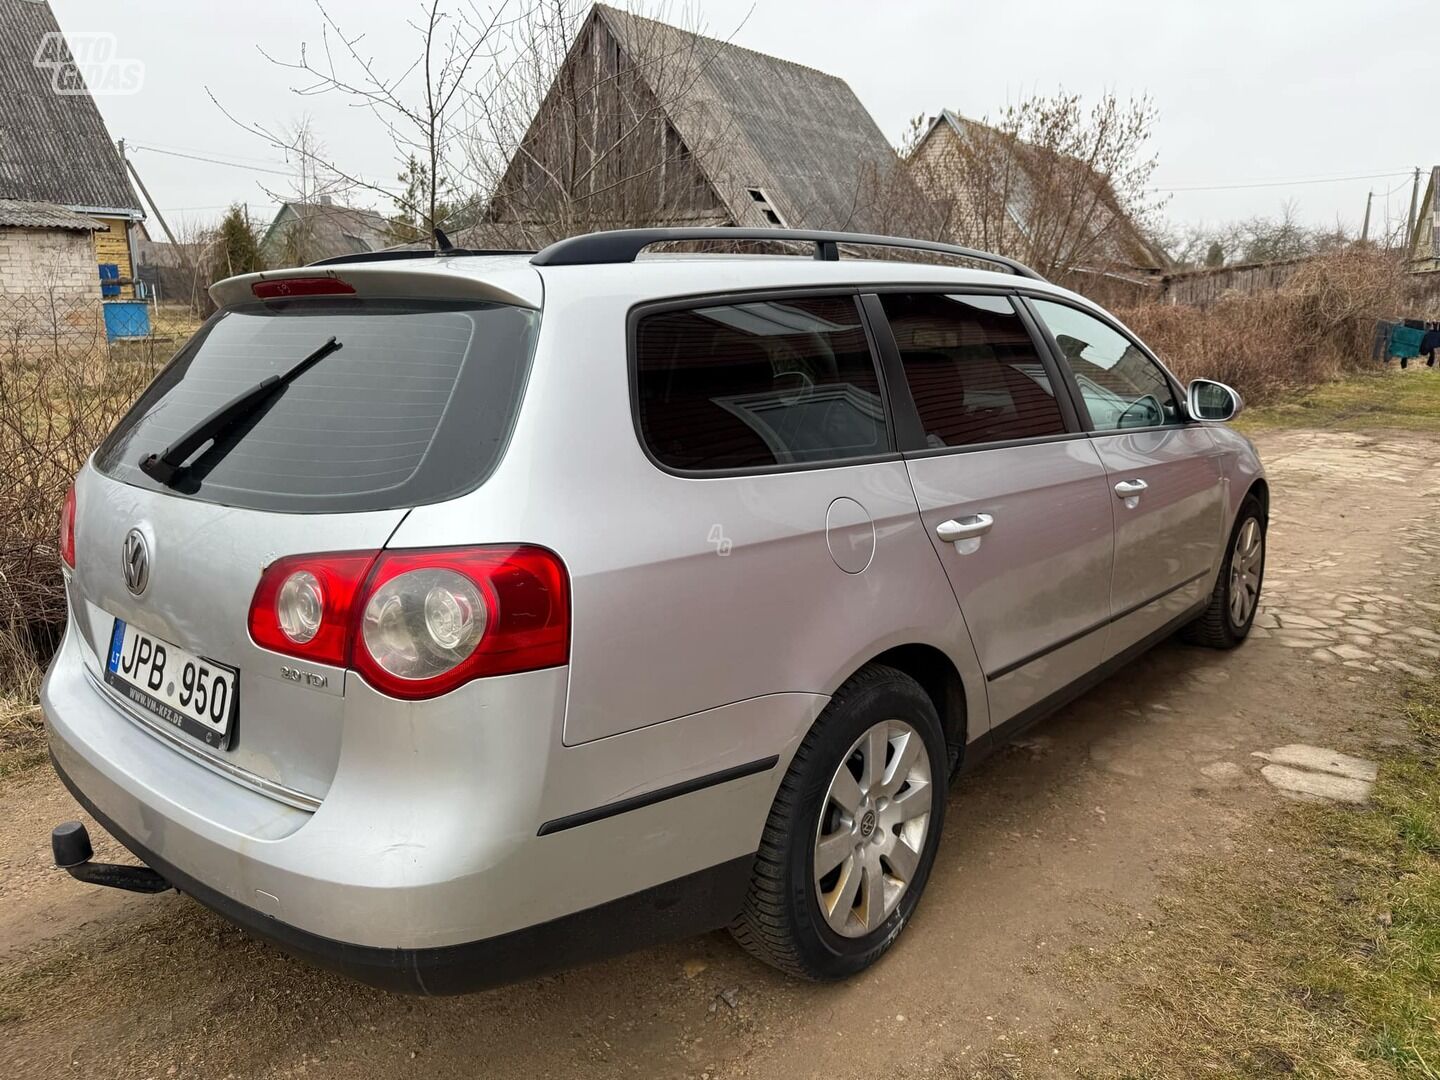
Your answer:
0;291;194;691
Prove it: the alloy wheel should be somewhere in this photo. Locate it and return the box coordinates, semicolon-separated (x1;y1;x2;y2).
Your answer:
1228;517;1263;627
813;719;932;938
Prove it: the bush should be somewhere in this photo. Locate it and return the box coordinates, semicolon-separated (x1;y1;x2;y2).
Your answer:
0;293;175;692
1114;250;1406;404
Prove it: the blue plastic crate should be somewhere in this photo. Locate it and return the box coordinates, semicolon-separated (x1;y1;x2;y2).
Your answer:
103;300;151;341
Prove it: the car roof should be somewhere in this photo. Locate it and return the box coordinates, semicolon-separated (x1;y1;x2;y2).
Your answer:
212;250;1090;313
537;254;1083;305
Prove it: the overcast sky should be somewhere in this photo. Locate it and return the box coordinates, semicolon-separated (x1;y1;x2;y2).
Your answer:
51;0;1431;242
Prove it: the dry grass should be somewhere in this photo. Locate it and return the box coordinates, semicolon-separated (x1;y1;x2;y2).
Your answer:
0;656;45;779
1117;250;1406;405
1043;655;1440;1078
0;295;174;695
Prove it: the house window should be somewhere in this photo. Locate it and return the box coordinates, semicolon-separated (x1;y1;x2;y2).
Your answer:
746;187;787;228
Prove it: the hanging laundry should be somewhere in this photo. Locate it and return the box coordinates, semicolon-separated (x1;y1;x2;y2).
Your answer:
1422;328;1440;366
1390;324;1425;359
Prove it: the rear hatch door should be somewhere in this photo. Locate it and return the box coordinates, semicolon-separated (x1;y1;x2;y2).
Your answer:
69;290;539;801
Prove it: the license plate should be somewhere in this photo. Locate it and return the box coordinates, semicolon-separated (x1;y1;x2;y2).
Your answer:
104;619;238;749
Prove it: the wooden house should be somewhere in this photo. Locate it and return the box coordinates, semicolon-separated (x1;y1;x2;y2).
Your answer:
481;5;904;243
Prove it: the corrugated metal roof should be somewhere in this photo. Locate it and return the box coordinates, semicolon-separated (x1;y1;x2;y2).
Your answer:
595;6;900;233
0;0;142;214
0;197;106;230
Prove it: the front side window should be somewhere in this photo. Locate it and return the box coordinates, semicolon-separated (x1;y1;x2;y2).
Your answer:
635;295;889;471
879;292;1067;448
1030;299;1180;431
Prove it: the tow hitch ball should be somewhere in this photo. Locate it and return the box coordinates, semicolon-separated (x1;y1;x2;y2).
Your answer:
51;821;172;894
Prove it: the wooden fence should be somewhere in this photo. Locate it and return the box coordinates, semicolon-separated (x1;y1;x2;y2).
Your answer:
1158;257;1315;307
1074;257;1440;315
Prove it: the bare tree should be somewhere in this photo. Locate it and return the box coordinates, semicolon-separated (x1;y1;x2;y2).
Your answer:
903;93;1168;283
212;0;515;247
281;114;348;206
1162;202;1359;270
845;113;961;248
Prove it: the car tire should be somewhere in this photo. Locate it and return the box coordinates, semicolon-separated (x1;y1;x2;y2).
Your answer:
729;664;947;980
1184;493;1266;649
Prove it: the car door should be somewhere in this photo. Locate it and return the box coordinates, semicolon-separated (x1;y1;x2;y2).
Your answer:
868;291;1115;730
1026;297;1227;655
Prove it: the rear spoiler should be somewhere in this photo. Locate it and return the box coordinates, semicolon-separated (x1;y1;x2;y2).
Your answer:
209;262;542;311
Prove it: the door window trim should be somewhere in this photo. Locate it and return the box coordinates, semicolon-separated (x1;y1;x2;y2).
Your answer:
626;287;903;479
1015;292;1191;436
861;287;1085;457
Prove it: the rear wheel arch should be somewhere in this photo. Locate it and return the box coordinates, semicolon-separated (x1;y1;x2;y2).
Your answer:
858;644;967;775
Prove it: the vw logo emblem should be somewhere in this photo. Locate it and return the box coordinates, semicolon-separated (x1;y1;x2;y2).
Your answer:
122;529;150;596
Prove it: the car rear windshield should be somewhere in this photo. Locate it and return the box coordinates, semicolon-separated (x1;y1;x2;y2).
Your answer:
95;299;539;513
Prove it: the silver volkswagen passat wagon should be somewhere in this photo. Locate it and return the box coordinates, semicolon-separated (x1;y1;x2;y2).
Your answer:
44;228;1266;993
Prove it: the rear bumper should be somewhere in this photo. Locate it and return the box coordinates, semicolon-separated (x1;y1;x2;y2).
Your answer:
50;750;751;994
42;625;816;986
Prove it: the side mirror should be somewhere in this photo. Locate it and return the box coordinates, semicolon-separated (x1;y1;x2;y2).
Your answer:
1187;379;1243;422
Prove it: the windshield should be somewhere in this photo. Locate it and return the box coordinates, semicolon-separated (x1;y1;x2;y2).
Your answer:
95;299;539;513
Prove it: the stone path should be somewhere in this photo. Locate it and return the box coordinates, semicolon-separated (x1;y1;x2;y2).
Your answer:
1253;743;1378;803
1256;431;1440;683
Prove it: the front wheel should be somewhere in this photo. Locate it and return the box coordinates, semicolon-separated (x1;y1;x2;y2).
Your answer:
1185;493;1266;649
729;665;947;979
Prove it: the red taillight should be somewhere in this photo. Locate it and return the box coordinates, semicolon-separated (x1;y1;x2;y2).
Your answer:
247;545;569;700
248;551;377;667
59;483;77;568
251;276;356;300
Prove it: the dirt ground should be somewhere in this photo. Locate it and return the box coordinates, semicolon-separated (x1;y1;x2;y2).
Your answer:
4;421;1439;1080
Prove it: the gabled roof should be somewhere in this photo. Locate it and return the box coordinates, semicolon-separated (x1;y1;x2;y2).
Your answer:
586;6;900;232
0;0;141;215
259;201;391;262
0;198;107;231
1406;165;1439;270
919;109;1168;273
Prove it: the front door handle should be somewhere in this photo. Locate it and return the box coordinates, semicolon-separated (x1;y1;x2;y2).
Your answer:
936;514;994;542
1114;479;1148;497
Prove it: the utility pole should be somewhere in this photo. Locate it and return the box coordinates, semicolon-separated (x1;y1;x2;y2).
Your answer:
1361;190;1373;243
117;138;179;247
1406;166;1422;251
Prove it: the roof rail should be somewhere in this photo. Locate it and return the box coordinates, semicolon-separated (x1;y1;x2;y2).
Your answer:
308;247;536;268
529;227;1046;280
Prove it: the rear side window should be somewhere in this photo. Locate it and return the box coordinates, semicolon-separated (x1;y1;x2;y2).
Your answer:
879;293;1067;448
635;295;889;471
95;300;538;513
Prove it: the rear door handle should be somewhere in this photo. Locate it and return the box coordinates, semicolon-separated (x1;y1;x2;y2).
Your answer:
1114;479;1148;497
936;514;994;542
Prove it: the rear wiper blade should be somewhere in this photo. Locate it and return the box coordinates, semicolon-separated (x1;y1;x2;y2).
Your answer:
139;336;343;486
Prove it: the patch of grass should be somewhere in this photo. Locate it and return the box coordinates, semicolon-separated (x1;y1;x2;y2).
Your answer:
1062;659;1440;1077
0;694;46;780
1236;368;1440;434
